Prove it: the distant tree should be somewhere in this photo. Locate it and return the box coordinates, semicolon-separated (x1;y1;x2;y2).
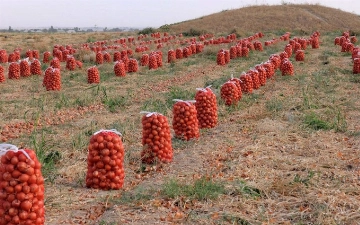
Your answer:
103;27;108;32
86;29;94;32
159;24;170;32
8;26;13;32
109;27;123;32
182;28;204;37
49;26;57;33
138;27;155;35
74;27;80;32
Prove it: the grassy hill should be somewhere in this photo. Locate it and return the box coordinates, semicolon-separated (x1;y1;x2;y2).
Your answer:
167;4;360;34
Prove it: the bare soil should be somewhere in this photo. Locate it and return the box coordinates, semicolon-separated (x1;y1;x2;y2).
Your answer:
0;30;359;225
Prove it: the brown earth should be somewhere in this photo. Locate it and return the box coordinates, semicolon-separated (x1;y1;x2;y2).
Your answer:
0;4;360;225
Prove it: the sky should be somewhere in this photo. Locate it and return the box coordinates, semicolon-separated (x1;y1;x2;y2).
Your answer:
0;0;359;29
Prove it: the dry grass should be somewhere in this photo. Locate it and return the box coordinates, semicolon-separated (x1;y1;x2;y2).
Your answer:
1;6;360;225
0;32;134;54
168;4;360;35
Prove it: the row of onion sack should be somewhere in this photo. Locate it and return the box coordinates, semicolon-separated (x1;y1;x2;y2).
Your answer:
0;33;319;224
0;68;302;224
333;31;360;74
0;86;217;224
86;57;297;192
220;32;323;106
88;62;307;190
215;33;320;104
0;55;81;84
86;85;218;189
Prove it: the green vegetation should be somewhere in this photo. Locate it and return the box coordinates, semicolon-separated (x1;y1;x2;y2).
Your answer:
304;109;347;132
118;186;155;203
29;130;60;181
141;98;167;115
86;36;96;43
138;27;156;35
292;170;316;187
182;28;206;36
231;180;262;199
99;221;116;225
162;177;225;200
265;97;283;113
100;86;131;113
304;112;332;130
165;86;194;108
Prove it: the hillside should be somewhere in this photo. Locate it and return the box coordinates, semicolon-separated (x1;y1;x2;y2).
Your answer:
168;4;360;34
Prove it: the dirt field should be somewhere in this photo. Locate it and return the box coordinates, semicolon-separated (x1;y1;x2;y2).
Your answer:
0;30;360;225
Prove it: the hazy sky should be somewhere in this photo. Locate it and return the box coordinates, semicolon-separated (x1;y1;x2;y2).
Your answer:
0;0;359;29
